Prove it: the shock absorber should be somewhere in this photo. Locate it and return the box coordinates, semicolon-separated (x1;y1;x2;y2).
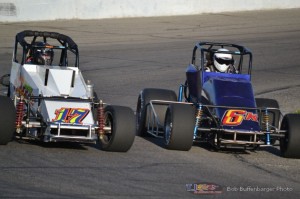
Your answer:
178;84;184;102
97;100;105;140
193;104;203;139
15;96;25;134
263;109;270;145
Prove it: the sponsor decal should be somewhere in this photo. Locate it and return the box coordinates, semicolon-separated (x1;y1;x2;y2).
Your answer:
52;108;90;124
186;182;223;194
222;109;258;126
17;83;33;98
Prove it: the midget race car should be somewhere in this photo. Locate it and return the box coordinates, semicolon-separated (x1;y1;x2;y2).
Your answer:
136;41;300;158
0;30;135;152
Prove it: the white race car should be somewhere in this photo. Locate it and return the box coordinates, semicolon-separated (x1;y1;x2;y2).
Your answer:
0;30;135;152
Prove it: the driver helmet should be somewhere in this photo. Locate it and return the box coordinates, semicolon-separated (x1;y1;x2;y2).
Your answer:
33;42;54;65
213;48;234;72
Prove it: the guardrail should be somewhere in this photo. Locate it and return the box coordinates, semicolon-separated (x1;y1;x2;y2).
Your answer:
1;0;300;22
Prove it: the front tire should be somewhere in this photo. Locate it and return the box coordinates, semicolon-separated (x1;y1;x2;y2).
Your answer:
164;103;195;151
280;114;300;158
0;96;16;145
100;105;135;152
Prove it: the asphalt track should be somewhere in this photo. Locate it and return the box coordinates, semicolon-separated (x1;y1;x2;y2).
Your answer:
0;9;300;199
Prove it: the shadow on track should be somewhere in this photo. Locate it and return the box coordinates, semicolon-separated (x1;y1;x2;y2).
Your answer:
13;137;90;150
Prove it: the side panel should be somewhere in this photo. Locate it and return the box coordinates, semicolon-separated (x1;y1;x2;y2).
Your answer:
9;61;22;98
186;64;202;102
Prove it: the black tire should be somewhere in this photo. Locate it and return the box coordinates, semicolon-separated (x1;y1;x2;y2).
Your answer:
164;103;195;151
280;114;300;158
136;88;177;136
100;105;135;152
0;96;16;145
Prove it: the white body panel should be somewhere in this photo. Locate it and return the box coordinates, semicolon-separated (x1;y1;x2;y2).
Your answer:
10;61;96;130
40;100;95;125
10;62;91;99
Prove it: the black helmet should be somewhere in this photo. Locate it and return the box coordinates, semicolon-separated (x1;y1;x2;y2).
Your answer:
33;42;54;65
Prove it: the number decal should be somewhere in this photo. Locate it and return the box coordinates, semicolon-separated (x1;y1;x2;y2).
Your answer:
222;110;246;126
52;108;90;124
245;112;258;121
222;109;258;126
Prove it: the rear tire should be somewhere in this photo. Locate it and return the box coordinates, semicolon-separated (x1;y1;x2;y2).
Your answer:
164;103;195;151
100;105;135;152
136;88;177;136
0;96;16;145
280;114;300;158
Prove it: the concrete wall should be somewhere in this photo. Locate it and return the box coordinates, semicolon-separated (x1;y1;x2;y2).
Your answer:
1;0;300;22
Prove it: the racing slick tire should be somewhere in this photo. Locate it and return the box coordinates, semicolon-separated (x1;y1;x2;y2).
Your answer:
0;96;16;145
100;105;135;152
164;103;195;151
280;114;300;158
136;88;177;137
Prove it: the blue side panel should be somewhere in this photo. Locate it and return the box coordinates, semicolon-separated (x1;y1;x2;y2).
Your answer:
202;72;260;131
186;64;201;101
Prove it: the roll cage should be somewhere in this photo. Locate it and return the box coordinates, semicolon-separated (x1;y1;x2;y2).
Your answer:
192;41;253;77
13;30;79;67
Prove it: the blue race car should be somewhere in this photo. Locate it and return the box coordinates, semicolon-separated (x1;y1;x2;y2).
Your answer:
136;41;300;158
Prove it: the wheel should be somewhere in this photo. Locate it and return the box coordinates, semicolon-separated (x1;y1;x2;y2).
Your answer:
136;88;177;136
280;114;300;158
0;96;16;145
164;103;195;151
100;105;135;152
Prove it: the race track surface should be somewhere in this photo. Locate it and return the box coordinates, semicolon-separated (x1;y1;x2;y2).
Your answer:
0;9;300;199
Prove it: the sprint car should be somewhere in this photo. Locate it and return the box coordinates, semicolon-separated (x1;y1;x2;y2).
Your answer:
136;41;300;158
0;30;135;152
